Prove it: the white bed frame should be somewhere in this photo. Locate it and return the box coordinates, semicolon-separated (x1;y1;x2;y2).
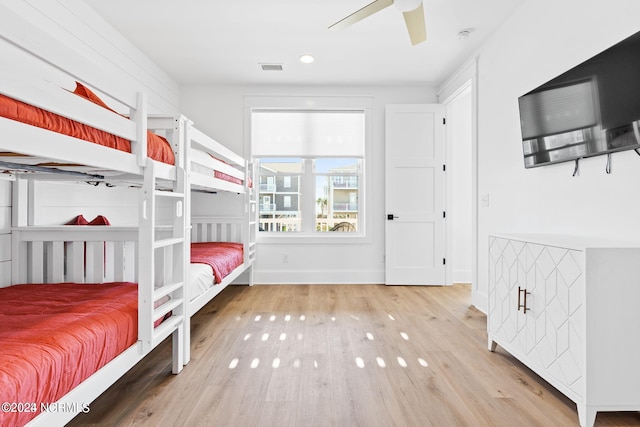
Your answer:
0;5;188;425
182;119;257;364
12;225;185;427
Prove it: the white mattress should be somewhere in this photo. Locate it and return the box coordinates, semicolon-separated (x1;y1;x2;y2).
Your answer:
189;262;215;302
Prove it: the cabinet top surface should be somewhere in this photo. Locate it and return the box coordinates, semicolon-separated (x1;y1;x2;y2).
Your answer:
489;233;640;250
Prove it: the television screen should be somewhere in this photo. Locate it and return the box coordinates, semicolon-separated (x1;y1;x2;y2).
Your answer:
519;30;640;168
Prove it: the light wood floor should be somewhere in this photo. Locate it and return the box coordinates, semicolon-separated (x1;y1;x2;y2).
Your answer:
68;284;640;426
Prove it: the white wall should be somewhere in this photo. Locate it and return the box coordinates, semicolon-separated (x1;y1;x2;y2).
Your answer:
2;0;180;114
445;85;473;284
473;0;640;311
182;84;438;284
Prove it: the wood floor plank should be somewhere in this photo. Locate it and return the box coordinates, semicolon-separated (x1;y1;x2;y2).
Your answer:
67;284;640;427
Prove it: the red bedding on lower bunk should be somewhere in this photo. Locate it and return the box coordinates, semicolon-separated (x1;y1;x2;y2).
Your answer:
191;242;244;283
0;91;175;165
0;282;138;427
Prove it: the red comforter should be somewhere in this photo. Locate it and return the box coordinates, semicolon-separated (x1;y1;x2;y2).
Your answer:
191;242;244;284
0;282;138;427
0;87;175;165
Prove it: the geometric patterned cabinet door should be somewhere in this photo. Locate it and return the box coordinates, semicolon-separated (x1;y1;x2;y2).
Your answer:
488;234;640;427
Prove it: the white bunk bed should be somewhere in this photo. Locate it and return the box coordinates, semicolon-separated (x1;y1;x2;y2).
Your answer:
182;118;257;364
0;6;187;426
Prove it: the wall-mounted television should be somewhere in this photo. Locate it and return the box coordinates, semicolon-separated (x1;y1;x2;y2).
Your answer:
519;30;640;168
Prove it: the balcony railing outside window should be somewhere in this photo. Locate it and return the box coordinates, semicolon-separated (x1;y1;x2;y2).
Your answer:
260;203;276;212
333;202;358;211
260;183;276;192
331;177;358;188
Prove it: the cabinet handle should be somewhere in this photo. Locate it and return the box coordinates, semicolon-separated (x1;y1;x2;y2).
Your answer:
517;287;531;314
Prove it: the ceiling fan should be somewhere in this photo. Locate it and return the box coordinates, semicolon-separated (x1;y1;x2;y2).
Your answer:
328;0;427;46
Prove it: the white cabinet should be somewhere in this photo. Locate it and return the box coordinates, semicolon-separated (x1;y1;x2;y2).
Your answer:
488;234;640;427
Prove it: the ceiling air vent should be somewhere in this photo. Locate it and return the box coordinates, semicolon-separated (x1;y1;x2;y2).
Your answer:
260;63;283;71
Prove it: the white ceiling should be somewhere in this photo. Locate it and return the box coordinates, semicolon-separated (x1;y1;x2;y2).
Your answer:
85;0;524;87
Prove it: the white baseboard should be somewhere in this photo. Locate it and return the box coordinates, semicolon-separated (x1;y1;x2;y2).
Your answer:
472;290;487;314
254;269;385;285
453;269;472;284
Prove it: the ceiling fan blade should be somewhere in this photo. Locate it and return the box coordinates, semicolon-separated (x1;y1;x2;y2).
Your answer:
403;3;426;45
328;0;394;31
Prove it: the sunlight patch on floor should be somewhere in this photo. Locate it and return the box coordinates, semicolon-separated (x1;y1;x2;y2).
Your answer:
397;357;407;368
232;311;431;372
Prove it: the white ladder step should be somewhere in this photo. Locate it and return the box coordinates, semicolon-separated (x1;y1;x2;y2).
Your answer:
154;190;185;198
154;237;184;249
154;296;184;321
152;315;183;346
154;281;184;301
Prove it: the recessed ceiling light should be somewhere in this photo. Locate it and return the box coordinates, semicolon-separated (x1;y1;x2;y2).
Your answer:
300;54;315;64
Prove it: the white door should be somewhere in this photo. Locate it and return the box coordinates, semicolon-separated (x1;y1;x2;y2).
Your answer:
385;104;446;285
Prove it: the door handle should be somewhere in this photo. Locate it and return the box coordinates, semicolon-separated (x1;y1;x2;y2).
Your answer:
387;214;399;220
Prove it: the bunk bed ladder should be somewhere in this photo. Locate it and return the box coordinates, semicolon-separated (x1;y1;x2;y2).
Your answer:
183;117;194;365
139;161;186;374
246;161;257;286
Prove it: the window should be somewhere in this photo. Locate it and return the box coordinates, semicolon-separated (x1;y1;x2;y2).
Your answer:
252;110;365;235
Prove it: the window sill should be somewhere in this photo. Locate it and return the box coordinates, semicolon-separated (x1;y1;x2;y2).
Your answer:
257;232;370;245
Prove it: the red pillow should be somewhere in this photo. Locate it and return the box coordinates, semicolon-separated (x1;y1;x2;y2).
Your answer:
88;215;110;226
71;82;175;165
72;82;120;115
66;214;89;225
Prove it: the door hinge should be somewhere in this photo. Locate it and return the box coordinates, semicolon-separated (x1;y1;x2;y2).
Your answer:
443;211;446;218
442;117;446;125
443;164;446;172
443;258;446;265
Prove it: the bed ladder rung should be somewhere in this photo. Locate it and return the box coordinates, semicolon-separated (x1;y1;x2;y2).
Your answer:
154;281;184;300
154;237;184;249
153;316;183;345
154;189;185;198
154;297;184;322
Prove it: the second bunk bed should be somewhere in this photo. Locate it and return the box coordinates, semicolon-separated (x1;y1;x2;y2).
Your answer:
179;116;257;364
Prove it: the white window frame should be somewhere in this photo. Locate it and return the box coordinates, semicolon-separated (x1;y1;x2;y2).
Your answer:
245;95;373;244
